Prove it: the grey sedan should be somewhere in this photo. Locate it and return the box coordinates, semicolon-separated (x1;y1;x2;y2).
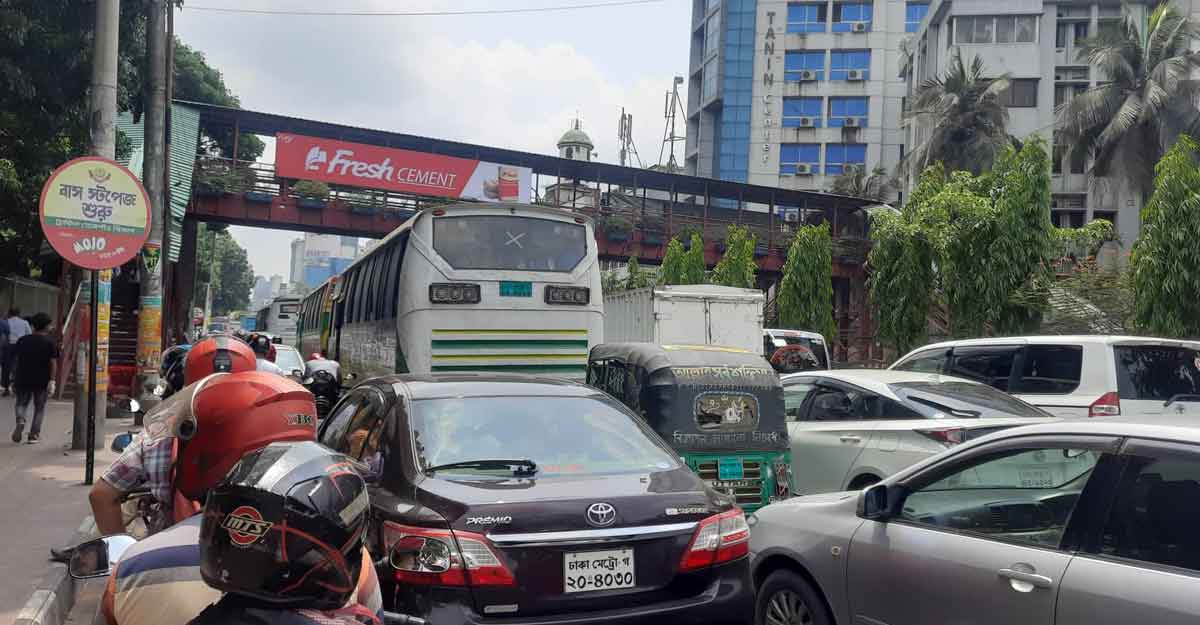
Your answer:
749;416;1200;625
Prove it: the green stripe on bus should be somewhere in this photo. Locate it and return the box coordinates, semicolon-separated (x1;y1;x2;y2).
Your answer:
431;353;587;362
431;329;587;335
431;364;587;373
430;340;590;349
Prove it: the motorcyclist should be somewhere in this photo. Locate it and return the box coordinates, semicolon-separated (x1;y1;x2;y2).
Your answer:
247;334;284;376
97;374;382;625
305;351;341;384
187;440;379;625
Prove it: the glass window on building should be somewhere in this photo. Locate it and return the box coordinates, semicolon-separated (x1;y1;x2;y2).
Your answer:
996;15;1038;43
905;2;929;33
999;78;1039;107
787;3;827;33
955;15;993;44
828;97;868;127
702;58;719;101
780;144;821;175
830;50;870;80
958;15;1037;44
825;143;867;176
832;2;872;32
783;97;823;127
785;50;826;81
705;13;722;57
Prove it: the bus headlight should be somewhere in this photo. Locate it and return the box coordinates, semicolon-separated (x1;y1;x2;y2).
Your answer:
545;285;590;305
429;283;481;304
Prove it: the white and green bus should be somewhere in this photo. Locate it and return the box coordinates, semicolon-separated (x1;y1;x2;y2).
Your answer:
300;202;602;380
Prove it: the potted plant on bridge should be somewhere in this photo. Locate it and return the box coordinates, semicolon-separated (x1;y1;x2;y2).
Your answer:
345;190;381;216
601;215;632;243
294;180;330;210
641;216;665;246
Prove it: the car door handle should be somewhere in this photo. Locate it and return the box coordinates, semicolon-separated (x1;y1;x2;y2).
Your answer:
998;568;1053;589
839;434;863;443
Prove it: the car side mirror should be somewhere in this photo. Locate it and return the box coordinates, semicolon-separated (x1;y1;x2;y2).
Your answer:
69;534;137;579
858;483;905;521
111;431;135;453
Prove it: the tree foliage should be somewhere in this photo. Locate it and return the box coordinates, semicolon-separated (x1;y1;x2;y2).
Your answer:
1057;3;1200;201
659;234;706;285
778;223;837;343
829;166;898;202
624;257;654;290
174;39;265;162
710;225;758;288
1131;135;1200;337
901;50;1016;176
192;226;254;315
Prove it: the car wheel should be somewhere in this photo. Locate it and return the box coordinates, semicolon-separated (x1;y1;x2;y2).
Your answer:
848;474;880;490
756;569;831;625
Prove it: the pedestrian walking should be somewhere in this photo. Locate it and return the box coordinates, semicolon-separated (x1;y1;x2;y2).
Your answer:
0;315;9;396
11;313;57;444
2;308;31;395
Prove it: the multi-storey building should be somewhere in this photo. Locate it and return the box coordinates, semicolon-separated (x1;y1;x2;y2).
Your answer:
905;0;1199;245
686;0;926;200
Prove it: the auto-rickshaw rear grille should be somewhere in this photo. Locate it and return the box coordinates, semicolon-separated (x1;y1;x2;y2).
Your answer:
694;459;765;504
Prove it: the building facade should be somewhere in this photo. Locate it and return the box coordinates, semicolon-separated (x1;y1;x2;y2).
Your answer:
905;0;1200;245
686;0;923;197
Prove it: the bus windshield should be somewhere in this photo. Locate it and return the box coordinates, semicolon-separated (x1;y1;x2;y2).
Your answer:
433;215;587;272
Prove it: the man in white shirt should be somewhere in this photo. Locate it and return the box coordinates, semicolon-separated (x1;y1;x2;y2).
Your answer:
2;308;31;396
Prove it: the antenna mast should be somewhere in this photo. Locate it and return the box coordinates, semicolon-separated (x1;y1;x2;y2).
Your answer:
659;76;687;170
617;107;642;168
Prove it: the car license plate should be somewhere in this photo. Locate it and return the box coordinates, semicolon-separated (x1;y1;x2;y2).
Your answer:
718;457;744;480
1018;469;1054;488
711;479;756;489
499;281;532;297
563;548;635;594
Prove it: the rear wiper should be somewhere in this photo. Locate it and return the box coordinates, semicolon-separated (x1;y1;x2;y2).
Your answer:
424;459;538;476
1163;394;1200;407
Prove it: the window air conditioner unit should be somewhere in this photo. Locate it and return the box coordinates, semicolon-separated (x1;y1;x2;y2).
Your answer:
798;117;816;128
843;117;862;128
851;22;869;33
846;70;866;81
799;70;818;81
785;212;800;223
795;164;814;175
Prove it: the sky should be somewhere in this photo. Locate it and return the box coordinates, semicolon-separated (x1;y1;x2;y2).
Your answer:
174;0;692;279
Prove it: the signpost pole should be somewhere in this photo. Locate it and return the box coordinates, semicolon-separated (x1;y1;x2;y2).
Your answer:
85;270;98;485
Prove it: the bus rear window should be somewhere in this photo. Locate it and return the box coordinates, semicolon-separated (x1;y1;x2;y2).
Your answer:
278;303;298;315
432;215;586;272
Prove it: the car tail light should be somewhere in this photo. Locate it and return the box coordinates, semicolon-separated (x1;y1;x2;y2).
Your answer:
1089;392;1121;417
429;283;481;305
916;427;966;446
679;509;750;572
545;285;590;305
383;522;515;587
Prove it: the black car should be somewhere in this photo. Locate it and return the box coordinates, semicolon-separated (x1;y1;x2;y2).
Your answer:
317;373;753;625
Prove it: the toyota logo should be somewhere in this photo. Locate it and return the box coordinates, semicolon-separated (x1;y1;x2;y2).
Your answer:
586;502;617;527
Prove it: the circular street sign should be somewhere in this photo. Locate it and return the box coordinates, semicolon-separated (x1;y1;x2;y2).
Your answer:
39;156;151;270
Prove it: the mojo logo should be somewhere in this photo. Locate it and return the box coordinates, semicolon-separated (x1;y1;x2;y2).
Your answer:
305;146;329;172
222;506;273;546
73;236;107;255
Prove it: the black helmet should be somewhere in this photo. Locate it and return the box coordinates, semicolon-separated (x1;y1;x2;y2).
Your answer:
248;334;272;357
199;440;368;610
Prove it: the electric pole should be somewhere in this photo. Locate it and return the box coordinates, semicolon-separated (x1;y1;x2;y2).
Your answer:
74;0;119;451
136;0;168;408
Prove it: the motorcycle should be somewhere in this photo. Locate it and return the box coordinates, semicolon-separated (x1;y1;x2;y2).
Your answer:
303;369;340;420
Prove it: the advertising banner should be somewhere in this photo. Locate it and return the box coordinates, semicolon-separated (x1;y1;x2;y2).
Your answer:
276;133;532;203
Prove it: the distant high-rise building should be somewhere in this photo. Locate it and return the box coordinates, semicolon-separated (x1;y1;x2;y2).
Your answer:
289;238;305;285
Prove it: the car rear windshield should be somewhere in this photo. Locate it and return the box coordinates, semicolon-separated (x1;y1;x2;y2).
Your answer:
891;381;1052;419
432;215;587;272
780;336;829;368
1115;345;1200;401
409;396;678;477
274;348;304;373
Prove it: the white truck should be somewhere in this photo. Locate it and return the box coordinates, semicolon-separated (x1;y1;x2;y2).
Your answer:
603;285;764;353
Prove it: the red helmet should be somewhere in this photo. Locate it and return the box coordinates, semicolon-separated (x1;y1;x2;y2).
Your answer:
184;336;256;385
174;371;317;500
308;352;323;361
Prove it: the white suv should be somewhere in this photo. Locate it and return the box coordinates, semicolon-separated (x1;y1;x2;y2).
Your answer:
782;369;1052;494
891;336;1200;418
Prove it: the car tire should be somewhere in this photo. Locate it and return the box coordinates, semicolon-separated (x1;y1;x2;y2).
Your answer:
755;569;832;625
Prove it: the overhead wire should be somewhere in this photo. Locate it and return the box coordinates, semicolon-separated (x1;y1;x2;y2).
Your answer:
180;0;664;17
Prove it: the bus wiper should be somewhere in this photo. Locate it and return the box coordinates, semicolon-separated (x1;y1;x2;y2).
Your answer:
424;459;538;476
1163;394;1200;408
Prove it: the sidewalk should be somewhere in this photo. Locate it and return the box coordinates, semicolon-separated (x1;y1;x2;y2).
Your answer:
0;394;126;625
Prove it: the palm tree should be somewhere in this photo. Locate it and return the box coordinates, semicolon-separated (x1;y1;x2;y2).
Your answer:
1057;2;1200;200
901;50;1015;176
828;166;899;202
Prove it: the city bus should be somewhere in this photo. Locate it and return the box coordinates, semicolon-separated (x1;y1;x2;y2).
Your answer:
298;275;338;357
256;296;300;344
302;202;602;380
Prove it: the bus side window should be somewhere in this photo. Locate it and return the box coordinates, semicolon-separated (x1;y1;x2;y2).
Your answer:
386;242;402;318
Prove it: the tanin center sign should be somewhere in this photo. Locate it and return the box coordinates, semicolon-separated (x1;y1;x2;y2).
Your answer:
39;156;151;271
276;133;532;203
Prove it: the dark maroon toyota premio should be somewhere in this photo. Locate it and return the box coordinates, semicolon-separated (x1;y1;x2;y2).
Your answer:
318;373;753;625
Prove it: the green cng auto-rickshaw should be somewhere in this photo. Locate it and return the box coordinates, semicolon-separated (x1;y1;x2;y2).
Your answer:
587;343;791;511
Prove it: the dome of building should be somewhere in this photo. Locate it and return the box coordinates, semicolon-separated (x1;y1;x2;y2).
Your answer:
558;119;594;149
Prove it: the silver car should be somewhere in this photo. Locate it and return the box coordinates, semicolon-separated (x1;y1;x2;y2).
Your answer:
749;416;1200;625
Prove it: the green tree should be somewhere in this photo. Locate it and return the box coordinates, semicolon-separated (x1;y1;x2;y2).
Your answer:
868;209;934;354
1131;135;1200;337
174;40;265;161
828;166;898;202
624;256;653;290
659;234;706;285
901;50;1015;176
778;223;837;343
1057;3;1200;202
192;226;254;315
710;225;758;288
